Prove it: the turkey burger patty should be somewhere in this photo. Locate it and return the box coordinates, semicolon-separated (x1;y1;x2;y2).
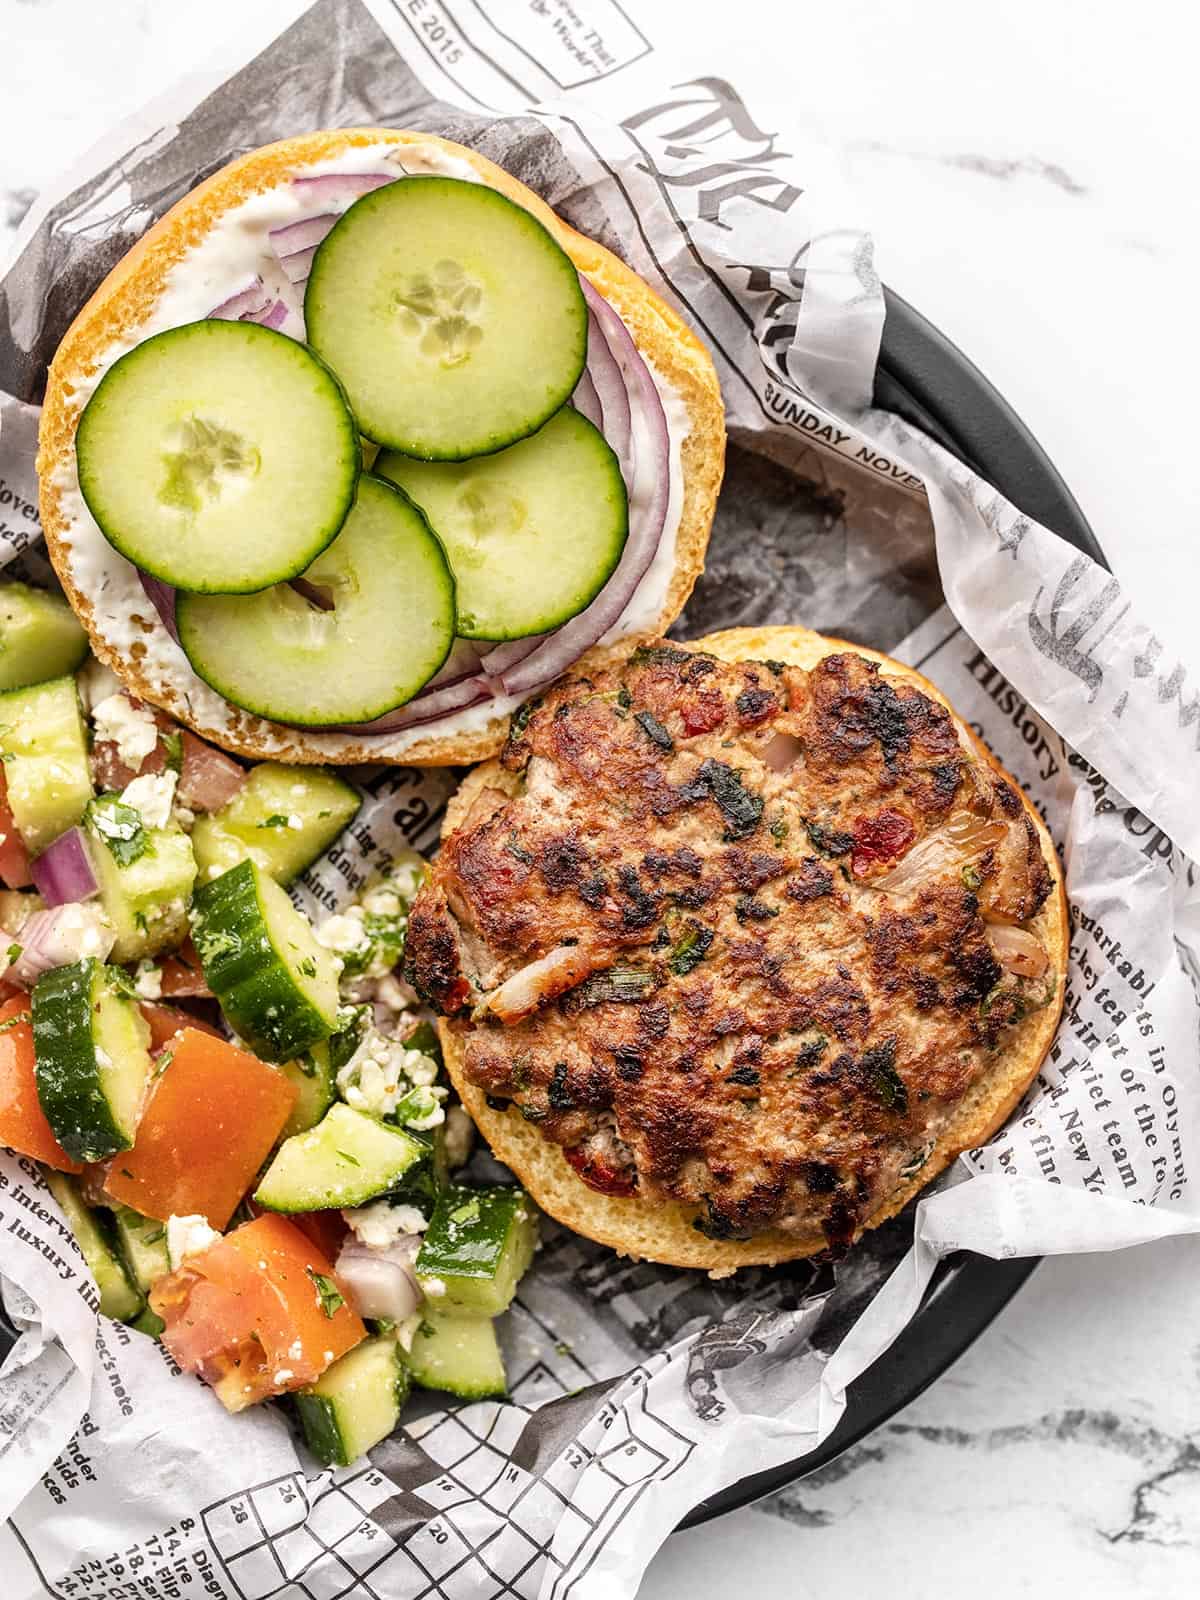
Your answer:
405;626;1067;1271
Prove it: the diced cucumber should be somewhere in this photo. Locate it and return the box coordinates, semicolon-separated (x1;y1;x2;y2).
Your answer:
0;676;91;852
408;1308;506;1399
392;1126;448;1213
329;1003;370;1073
376;407;626;640
254;1102;426;1212
191;763;359;886
176;474;455;727
296;1333;410;1467
45;1172;144;1323
416;1185;537;1318
76;320;360;593
86;801;197;963
32;959;153;1163
190;859;339;1061
306;176;586;460
0;584;88;691
278;1041;335;1138
112;1203;170;1293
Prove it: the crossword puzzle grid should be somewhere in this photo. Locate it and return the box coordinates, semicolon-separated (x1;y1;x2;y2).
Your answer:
202;1380;686;1599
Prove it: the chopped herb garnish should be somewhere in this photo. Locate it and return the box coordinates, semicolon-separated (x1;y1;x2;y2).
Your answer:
684;759;763;840
306;1267;344;1318
152;1049;174;1079
761;659;786;677
161;731;183;773
726;1063;760;1087
297;957;317;978
804;820;854;858
0;1013;24;1034
88;795;149;866
510;698;541;737
141;1227;166;1245
770;817;789;846
548;1062;576;1110
5;942;20;965
565;965;655;1009
863;1038;907;1113
335;1149;361;1167
630;643;695;668
734;894;778;923
506;834;534;866
668;921;714;976
256;814;290;829
961;864;982;891
617;684;633;710
634;710;674;752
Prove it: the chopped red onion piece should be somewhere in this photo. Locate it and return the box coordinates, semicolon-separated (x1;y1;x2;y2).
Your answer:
502;279;671;696
138;572;179;643
259;299;289;330
335;1239;422;1321
8;906;116;986
277;245;319;287
30;829;98;907
209;276;270;321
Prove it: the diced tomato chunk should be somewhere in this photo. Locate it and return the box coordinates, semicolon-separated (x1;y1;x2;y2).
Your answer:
564;1141;638;1197
0;770;32;888
104;1028;296;1228
852;808;916;877
138;1001;222;1054
0;996;82;1171
158;938;212;998
150;1214;365;1410
178;732;244;813
289;1208;348;1264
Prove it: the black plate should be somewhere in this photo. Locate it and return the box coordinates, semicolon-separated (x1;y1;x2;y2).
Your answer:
680;286;1105;1527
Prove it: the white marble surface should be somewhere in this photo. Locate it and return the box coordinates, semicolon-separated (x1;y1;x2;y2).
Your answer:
5;2;1200;1594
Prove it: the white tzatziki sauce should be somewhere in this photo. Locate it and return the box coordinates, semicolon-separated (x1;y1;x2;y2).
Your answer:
53;141;689;755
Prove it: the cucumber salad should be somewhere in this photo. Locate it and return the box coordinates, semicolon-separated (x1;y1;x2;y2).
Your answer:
61;145;687;746
0;592;536;1467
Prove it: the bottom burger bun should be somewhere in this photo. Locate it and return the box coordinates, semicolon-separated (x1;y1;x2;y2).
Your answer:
435;625;1069;1274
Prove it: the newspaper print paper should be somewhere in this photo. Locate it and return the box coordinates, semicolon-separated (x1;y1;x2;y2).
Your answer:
1;2;1198;1596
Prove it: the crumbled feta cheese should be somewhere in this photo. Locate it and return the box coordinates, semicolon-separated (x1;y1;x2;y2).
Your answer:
120;770;177;831
272;1369;294;1386
372;973;411;1015
173;802;196;832
39;902;115;966
287;814;303;830
92;692;159;768
361;885;403;919
421;1276;446;1297
78;658;122;713
335;1024;444;1123
316;910;369;956
443;1105;475;1170
342;1199;428;1249
167;1213;219;1270
133;960;162;1000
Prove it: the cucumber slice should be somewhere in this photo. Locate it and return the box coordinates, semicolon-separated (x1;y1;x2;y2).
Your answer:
416;1185;537;1317
75;321;360;593
376;408;626;639
296;1333;410;1467
254;1102;426;1212
0;676;92;852
176;475;455;726
86;803;197;963
306;176;586;460
33;959;153;1162
191;763;360;886
45;1172;144;1322
278;1041;335;1138
408;1308;506;1399
0;584;88;691
190;860;339;1061
112;1203;170;1293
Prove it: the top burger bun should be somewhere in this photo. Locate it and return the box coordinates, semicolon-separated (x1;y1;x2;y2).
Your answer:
37;129;724;767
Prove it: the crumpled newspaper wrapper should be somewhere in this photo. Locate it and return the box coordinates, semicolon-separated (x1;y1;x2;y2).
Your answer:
2;2;1199;1596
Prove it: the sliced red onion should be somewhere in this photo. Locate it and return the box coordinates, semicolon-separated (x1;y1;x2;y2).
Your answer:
583;306;632;475
269;214;338;256
572;369;603;430
277;246;320;287
209;275;270;321
430;638;484;688
30;829;98;907
138;572;179;643
335;1239;422;1320
502;279;670;697
259;299;289;331
478;634;549;679
290;172;395;205
333;673;492;735
8;906;116;986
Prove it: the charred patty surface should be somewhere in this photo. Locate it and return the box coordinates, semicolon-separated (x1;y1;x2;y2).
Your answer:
406;642;1056;1251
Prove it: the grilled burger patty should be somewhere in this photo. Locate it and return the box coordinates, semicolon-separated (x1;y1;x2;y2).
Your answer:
405;639;1058;1253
